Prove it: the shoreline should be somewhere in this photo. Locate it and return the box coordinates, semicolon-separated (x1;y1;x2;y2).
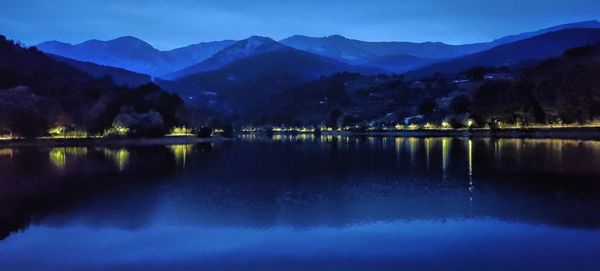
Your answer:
2;126;600;147
0;136;231;148
322;127;600;140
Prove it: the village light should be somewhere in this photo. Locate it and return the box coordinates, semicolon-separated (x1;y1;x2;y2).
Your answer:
104;125;130;136
48;126;65;136
441;121;451;128
169;126;193;136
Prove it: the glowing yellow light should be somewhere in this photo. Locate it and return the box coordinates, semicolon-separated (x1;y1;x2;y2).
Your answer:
168;126;193;136
423;123;435;129
467;120;474;127
441;121;451;128
0;134;16;140
407;124;419;130
48;126;65;136
104;125;129;136
394;124;404;130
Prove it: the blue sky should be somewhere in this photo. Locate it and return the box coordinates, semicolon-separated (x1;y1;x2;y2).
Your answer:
0;0;598;50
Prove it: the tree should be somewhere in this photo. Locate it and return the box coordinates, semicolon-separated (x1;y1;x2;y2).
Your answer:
463;66;487;80
112;110;165;137
471;81;514;122
0;87;49;138
327;109;342;128
450;95;472;114
418;98;437;115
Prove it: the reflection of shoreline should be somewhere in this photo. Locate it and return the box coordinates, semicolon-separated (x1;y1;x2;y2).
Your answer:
0;145;183;240
1;137;600;241
0;136;231;148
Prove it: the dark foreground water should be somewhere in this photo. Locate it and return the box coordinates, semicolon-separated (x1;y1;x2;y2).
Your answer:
1;135;600;270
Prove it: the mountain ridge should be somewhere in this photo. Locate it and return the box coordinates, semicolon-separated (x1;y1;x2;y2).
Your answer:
37;37;235;77
407;28;600;78
164;36;288;79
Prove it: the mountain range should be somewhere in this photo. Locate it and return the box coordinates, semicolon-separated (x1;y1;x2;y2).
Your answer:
158;40;379;112
407;28;600;78
4;19;600;130
29;20;600;115
35;20;600;80
37;37;235;77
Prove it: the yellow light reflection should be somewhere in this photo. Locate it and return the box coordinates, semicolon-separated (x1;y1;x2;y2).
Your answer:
170;144;193;167
442;138;449;179
425;138;432;171
102;148;130;171
0;148;13;158
408;137;418;166
467;139;474;202
49;147;88;169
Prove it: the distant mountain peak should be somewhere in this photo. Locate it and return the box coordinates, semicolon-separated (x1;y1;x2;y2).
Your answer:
110;36;148;43
106;36;156;49
220;36;286;56
326;34;348;40
238;36;280;50
164;36;289;79
39;40;70;45
246;35;275;42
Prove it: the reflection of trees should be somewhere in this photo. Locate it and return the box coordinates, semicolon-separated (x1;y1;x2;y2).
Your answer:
2;138;600;241
0;146;180;240
206;136;600;229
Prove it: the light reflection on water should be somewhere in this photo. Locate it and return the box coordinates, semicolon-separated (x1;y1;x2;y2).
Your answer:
169;144;194;168
48;147;88;169
0;136;600;270
100;148;130;171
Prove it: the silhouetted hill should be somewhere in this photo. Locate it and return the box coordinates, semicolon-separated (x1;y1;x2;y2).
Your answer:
236;42;600;127
408;28;600;78
462;42;600;126
165;36;287;79
159;48;380;113
50;55;152;87
515;43;600;123
37;37;234;77
0;35;183;137
246;72;419;126
365;54;441;73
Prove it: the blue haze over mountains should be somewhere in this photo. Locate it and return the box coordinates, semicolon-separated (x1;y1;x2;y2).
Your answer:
32;20;600;114
36;20;600;81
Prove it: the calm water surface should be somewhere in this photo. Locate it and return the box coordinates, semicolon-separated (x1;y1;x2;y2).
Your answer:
1;135;600;270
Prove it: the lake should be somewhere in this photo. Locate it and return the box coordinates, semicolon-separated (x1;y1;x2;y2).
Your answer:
1;135;600;270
